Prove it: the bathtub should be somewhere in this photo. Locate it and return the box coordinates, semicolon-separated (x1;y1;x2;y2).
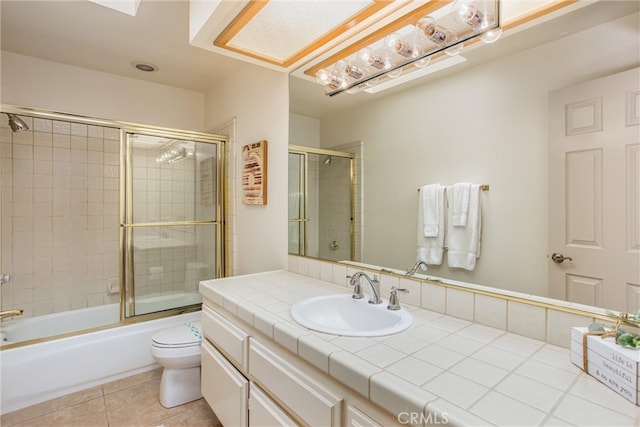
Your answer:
0;295;202;415
0;292;202;345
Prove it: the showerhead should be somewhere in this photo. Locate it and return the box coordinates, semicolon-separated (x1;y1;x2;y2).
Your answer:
323;156;332;165
7;114;29;132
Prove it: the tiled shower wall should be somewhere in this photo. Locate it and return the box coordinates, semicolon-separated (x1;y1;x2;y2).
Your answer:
130;141;215;298
1;115;120;317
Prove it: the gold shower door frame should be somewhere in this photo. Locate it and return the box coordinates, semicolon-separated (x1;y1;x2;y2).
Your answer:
288;145;355;261
121;129;226;320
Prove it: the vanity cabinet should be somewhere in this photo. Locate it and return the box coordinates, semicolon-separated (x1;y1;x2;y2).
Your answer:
201;340;248;427
249;384;299;426
200;298;397;427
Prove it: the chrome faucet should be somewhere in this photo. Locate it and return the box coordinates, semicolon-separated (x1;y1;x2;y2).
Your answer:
347;272;381;304
0;309;23;320
406;260;428;276
387;287;409;310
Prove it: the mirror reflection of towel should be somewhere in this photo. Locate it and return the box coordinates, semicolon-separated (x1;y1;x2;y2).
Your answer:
417;184;445;265
446;184;482;270
451;182;471;227
421;184;444;237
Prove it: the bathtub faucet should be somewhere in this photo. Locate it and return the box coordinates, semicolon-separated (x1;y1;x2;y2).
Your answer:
0;309;23;320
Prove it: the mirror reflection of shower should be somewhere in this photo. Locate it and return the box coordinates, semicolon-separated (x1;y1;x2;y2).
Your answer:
288;145;361;263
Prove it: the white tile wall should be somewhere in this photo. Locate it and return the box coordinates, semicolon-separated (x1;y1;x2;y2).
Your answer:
1;115;120;316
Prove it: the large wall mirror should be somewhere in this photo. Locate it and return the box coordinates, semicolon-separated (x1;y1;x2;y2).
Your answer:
289;0;640;315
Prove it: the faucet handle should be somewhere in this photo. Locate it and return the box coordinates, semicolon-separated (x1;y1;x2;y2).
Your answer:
387;286;409;310
347;275;364;299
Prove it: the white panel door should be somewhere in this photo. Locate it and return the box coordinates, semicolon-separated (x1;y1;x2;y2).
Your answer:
549;67;640;312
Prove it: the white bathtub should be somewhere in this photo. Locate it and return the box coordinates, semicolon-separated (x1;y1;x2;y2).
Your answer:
0;296;202;414
0;292;202;345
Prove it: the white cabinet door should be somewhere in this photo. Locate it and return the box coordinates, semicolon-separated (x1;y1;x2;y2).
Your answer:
201;340;249;427
249;384;300;427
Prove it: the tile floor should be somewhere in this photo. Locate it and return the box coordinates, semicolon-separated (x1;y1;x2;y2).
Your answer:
0;369;222;427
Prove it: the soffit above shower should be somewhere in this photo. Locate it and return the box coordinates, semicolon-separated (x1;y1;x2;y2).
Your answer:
189;0;591;80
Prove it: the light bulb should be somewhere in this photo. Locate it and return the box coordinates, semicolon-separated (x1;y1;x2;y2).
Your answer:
481;27;502;43
453;1;485;29
336;59;364;80
417;16;447;46
316;68;346;90
385;33;414;58
444;30;463;56
364;77;379;88
316;68;331;85
358;47;386;70
414;55;431;69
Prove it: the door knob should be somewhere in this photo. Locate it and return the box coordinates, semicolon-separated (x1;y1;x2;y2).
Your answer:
551;253;573;264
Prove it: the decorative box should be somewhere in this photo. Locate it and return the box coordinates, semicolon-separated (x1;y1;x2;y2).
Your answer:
571;326;640;405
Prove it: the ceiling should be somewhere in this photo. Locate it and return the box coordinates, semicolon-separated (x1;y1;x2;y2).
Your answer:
1;1;638;119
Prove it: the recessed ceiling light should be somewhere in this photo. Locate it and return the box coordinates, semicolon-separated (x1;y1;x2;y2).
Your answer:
132;62;158;72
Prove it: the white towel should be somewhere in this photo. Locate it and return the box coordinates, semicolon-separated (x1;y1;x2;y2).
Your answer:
420;184;443;237
451;182;471;226
446;184;482;270
417;185;445;265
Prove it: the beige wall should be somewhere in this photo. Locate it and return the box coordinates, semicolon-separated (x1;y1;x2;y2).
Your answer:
204;64;289;275
1;52;204;131
318;12;640;296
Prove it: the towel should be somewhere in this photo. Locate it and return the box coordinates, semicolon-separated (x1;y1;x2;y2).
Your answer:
417;184;445;265
420;184;443;237
446;184;482;270
451;182;471;226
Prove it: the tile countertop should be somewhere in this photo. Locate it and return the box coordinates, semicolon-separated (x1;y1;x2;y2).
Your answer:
199;270;640;427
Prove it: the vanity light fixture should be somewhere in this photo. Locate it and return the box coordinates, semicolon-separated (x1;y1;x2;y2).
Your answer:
156;144;194;164
314;0;501;96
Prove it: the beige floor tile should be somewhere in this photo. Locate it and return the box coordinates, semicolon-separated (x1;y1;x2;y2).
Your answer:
2;369;221;427
103;368;163;396
156;398;222;427
104;378;184;427
10;396;108;427
1;386;104;426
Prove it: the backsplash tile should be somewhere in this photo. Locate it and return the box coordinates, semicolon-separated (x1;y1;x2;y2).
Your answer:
474;294;507;330
445;288;474;321
507;301;547;341
546;309;593;348
421;282;446;313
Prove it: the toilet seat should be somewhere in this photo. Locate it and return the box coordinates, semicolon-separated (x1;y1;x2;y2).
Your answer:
152;321;202;349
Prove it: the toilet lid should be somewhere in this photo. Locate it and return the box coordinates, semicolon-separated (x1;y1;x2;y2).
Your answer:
152;321;202;348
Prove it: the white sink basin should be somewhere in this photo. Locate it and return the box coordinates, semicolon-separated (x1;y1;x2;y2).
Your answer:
290;294;413;337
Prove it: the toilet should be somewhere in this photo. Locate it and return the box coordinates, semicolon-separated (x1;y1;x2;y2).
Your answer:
151;321;203;408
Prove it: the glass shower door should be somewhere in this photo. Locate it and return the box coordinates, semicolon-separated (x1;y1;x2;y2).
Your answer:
122;132;224;317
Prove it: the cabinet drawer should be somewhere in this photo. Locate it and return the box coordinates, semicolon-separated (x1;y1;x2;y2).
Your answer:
201;340;248;427
249;339;342;426
249;384;300;427
347;406;383;427
202;304;249;370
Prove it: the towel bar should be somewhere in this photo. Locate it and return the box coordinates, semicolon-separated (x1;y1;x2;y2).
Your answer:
418;184;490;191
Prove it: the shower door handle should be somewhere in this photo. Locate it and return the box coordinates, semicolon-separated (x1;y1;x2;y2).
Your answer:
1;273;11;284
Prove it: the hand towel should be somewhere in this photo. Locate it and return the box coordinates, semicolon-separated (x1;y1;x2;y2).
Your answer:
420;184;443;237
446;184;482;270
451;182;471;226
417;185;445;265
